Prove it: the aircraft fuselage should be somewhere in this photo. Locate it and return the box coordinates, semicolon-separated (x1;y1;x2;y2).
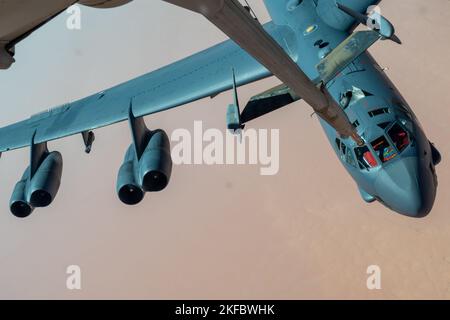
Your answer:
266;0;438;217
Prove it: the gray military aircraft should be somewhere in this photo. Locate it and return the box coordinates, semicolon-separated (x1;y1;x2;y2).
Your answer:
0;0;133;69
0;0;441;218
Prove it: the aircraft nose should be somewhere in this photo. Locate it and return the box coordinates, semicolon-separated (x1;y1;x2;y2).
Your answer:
374;157;436;218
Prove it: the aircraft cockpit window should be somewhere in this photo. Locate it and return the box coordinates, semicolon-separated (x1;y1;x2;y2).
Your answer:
388;123;410;152
341;143;346;155
355;146;378;170
335;138;346;156
346;149;357;167
335;138;341;151
371;136;398;163
335;138;356;167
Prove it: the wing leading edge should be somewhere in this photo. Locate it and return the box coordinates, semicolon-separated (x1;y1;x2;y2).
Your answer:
0;22;298;153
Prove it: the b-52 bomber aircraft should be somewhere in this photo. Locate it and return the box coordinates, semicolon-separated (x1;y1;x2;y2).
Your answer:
0;0;441;218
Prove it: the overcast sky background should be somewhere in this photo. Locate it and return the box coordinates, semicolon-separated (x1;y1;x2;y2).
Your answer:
0;0;449;299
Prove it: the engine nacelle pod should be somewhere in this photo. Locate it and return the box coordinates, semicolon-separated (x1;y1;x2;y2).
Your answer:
10;171;34;218
117;128;172;205
28;151;63;208
10;151;63;217
116;146;145;205
139;130;173;192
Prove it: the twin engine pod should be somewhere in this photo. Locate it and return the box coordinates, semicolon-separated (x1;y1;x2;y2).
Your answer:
10;151;63;218
116;129;172;205
8;108;170;216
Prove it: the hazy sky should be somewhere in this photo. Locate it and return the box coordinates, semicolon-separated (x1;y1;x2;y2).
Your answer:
0;0;449;299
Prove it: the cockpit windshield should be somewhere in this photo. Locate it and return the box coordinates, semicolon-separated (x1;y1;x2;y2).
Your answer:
353;123;410;170
371;136;398;163
355;146;377;170
388;123;410;152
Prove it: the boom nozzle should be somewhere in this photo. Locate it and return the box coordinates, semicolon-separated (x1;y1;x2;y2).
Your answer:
351;132;365;146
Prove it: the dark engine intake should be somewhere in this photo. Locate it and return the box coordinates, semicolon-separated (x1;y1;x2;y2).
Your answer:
10;151;63;218
116;129;172;205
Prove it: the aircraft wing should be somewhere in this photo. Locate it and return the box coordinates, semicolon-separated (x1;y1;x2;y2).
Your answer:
0;22;297;153
163;0;363;143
